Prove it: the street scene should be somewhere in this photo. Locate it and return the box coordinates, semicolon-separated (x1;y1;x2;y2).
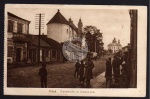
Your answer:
7;56;108;88
6;5;137;88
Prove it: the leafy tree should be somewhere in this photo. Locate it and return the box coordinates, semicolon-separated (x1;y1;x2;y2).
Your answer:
83;25;104;57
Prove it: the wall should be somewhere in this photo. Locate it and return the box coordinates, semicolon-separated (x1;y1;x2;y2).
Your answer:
7;15;30;64
47;23;77;43
8;16;29;34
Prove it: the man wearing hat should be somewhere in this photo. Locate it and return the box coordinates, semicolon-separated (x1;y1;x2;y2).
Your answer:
39;63;47;88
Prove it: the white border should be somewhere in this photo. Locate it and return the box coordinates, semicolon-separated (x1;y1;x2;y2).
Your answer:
4;4;147;97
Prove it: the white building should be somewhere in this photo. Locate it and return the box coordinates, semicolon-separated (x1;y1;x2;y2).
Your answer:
46;9;83;61
108;38;122;53
47;9;83;43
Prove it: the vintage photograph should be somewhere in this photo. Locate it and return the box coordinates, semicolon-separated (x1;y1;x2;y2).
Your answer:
4;4;147;96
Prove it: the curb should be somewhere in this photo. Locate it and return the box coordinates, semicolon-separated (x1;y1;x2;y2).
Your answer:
91;72;106;88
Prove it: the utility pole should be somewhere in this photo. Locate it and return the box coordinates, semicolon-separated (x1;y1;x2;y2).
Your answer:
35;13;45;66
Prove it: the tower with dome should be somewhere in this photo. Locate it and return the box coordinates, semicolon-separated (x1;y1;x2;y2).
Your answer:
107;38;122;53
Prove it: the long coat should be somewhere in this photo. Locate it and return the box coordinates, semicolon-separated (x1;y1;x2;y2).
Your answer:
79;63;85;81
39;67;47;82
105;60;112;78
79;63;85;76
85;61;94;80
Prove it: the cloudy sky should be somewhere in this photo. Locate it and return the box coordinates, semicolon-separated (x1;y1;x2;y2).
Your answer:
6;4;131;49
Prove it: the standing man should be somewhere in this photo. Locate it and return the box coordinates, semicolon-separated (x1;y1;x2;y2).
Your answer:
105;57;112;88
79;60;85;85
85;58;94;86
39;63;47;88
74;60;80;77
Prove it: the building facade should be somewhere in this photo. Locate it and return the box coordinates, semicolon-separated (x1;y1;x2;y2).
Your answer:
7;10;84;65
107;38;122;53
27;35;63;64
47;9;83;61
47;9;83;43
7;12;31;64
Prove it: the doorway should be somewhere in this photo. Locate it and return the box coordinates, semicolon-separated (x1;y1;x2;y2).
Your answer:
16;48;22;62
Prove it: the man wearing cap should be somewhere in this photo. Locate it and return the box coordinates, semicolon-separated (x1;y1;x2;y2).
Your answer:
39;64;47;88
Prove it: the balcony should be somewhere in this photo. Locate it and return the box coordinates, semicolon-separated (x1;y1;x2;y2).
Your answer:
12;33;31;43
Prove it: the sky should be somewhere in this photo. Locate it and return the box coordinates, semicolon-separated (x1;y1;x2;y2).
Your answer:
6;4;131;49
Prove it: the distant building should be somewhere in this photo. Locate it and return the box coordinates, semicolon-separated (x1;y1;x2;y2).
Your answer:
107;38;122;53
7;12;31;63
122;44;130;53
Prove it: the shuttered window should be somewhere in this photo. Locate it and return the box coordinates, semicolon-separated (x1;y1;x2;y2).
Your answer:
8;20;14;32
17;23;23;33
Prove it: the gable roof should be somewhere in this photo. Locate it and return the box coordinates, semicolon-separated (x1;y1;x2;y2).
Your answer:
47;10;69;25
69;21;78;32
47;10;78;32
29;35;51;47
8;12;31;23
40;35;62;50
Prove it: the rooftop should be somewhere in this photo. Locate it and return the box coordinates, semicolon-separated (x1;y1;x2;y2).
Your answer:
47;9;78;32
47;9;69;25
8;12;31;23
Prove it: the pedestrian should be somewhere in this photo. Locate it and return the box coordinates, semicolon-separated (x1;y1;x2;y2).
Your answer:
85;58;94;86
79;60;85;85
105;57;112;88
74;60;80;77
112;56;121;83
112;56;117;80
39;63;47;88
116;56;122;82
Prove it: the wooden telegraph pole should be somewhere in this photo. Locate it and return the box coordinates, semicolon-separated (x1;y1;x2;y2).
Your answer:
35;13;45;66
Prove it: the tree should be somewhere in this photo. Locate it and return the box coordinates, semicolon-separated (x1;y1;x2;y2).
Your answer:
83;25;104;58
108;49;113;53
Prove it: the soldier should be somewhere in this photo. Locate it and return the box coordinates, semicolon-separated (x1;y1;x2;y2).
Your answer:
39;63;47;88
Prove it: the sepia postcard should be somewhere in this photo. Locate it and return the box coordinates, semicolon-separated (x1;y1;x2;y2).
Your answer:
4;4;147;97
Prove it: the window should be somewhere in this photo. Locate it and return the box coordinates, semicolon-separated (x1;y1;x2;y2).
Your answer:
52;50;56;58
17;23;23;33
8;20;14;32
7;46;13;57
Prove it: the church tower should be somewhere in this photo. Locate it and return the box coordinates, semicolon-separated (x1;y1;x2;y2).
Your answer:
78;18;83;38
113;37;117;43
118;39;120;44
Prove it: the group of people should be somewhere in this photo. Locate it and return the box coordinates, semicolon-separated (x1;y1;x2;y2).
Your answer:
74;58;95;87
38;58;95;88
38;54;128;88
105;55;128;88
